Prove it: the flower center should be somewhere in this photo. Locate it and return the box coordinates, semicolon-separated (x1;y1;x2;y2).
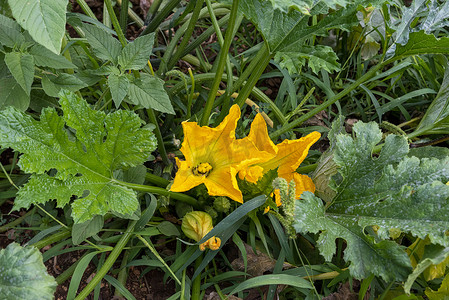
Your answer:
193;162;213;176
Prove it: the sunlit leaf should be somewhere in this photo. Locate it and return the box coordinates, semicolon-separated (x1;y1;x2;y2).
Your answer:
0;90;157;223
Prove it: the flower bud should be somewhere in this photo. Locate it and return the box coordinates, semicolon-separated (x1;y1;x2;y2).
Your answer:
213;197;231;213
181;211;221;251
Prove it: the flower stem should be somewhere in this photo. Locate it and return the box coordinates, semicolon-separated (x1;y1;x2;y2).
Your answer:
191;254;203;300
200;0;239;126
116;180;199;208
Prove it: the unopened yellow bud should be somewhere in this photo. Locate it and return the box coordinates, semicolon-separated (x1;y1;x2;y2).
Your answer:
181;211;220;251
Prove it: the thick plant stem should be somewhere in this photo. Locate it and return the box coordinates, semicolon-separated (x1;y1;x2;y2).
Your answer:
270;61;386;139
191;254;203;300
166;0;205;72
104;0;128;46
33;230;71;250
116;180;199;208
74;220;137;300
200;0;240;126
147;109;170;166
234;46;272;108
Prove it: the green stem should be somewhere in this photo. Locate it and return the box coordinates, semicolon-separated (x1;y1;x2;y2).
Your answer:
75;0;97;19
191;254;203;300
233;43;269;93
200;0;239;126
0;207;36;233
141;0;182;35
33;230;71;250
270;61;387;139
234;45;272;108
166;0;204;71
145;173;170;187
104;0;128;46
116;180;199;208
119;0;129;34
74;220;137;300
147;109;170;166
169;73;286;124
117;0;144;27
145;0;163;24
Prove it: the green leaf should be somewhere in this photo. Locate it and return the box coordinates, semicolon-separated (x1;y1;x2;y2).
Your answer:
416;63;449;134
0;76;30;110
240;0;358;54
0;90;157;223
29;44;77;69
230;274;313;295
8;0;68;54
294;192;413;281
127;73;175;114
72;215;104;245
0;243;56;300
331;122;449;246
0;14;24;47
83;23;122;63
274;45;340;75
426;273;449;300
295;121;449;281
108;73;129;108
118;33;155;70
29;89;58;112
392;31;449;61
157;221;181;237
42;73;88;97
405;245;449;293
4;51;34;95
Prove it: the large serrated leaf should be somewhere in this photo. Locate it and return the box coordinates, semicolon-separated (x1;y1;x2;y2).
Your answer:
118;33;155;70
0;90;157;223
4;51;34;95
83;23;122;63
8;0;68;54
0;242;56;300
127;73;175;114
294;192;412;281
274;45;340;75
294;121;449;281
392;31;449;61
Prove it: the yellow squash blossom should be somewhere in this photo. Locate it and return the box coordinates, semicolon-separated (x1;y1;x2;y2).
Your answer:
171;105;270;203
182;211;221;251
239;113;321;198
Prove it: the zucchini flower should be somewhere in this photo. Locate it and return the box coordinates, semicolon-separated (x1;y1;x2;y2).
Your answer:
181;211;221;251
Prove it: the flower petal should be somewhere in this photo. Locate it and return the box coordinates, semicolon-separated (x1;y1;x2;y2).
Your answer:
261;131;321;175
280;172;316;199
171;158;205;192
204;166;243;203
247;113;277;155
